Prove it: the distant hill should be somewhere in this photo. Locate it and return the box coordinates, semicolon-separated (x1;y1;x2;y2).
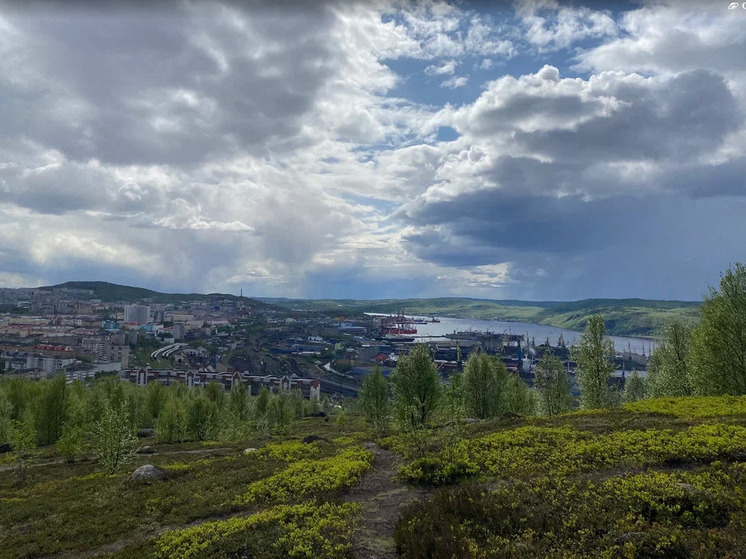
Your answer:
260;296;702;337
37;281;272;308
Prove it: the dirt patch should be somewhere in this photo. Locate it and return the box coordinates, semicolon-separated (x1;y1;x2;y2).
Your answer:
344;443;429;559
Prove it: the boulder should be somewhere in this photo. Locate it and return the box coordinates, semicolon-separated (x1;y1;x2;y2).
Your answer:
136;446;154;455
132;464;165;481
137;428;155;439
243;448;258;454
302;435;326;444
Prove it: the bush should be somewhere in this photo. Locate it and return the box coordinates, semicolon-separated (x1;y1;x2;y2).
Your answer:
398;457;477;487
234;446;374;506
395;467;746;559
156;502;360;559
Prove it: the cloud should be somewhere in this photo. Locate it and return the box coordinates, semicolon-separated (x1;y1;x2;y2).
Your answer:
516;0;618;52
425;60;457;75
441;75;469;88
0;0;745;302
397;58;746;298
574;2;746;77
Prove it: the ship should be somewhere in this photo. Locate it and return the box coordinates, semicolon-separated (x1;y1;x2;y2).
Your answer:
380;313;417;335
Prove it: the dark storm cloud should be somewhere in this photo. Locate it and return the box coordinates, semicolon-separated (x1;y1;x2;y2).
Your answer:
402;190;653;267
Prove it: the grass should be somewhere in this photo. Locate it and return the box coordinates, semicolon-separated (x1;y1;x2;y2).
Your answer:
0;418;361;558
4;397;746;558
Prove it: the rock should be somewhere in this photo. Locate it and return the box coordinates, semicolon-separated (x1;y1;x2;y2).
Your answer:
0;443;12;454
243;448;258;454
310;410;328;418
462;418;481;424
302;435;326;444
137;428;155;438
132;464;165;481
136;446;154;455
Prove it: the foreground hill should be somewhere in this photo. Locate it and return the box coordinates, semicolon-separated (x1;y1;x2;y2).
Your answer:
3;396;746;558
261;296;702;337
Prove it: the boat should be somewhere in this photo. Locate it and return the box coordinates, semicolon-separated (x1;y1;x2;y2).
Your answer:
380;313;418;335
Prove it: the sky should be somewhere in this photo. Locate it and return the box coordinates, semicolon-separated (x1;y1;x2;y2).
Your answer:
0;0;745;301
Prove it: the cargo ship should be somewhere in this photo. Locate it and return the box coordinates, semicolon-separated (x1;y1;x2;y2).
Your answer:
380;313;417;335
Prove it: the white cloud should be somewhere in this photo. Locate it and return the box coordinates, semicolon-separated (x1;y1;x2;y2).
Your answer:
425;60;457;75
0;0;745;300
441;75;469;88
515;0;618;52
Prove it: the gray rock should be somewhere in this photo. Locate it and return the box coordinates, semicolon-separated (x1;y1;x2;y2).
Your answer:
136;446;154;454
137;428;155;438
132;464;165;481
243;448;258;454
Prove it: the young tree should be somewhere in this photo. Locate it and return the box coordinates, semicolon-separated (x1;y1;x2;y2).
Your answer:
289;389;306;420
359;366;390;435
647;318;693;397
35;373;68;446
11;415;37;486
462;351;507;419
56;392;88;462
267;393;295;436
156;393;187;444
624;370;648;403
504;375;537;416
145;381;167;425
390;344;442;429
534;354;572;415
187;393;217;441
92;398;137;475
441;371;467;467
574;315;616;408
204;381;226;409
689;263;746;395
228;381;251;422
254;386;271;435
0;390;12;444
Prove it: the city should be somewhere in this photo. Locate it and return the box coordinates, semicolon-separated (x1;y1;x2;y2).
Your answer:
0;282;651;403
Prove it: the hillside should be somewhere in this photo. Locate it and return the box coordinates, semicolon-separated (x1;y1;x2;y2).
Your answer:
3;396;746;558
261;296;702;337
36;281;273;309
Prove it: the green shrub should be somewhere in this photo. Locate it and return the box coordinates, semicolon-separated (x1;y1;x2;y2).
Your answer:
156;501;360;559
398;457;477;487
395;467;746;559
234;446;373;506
